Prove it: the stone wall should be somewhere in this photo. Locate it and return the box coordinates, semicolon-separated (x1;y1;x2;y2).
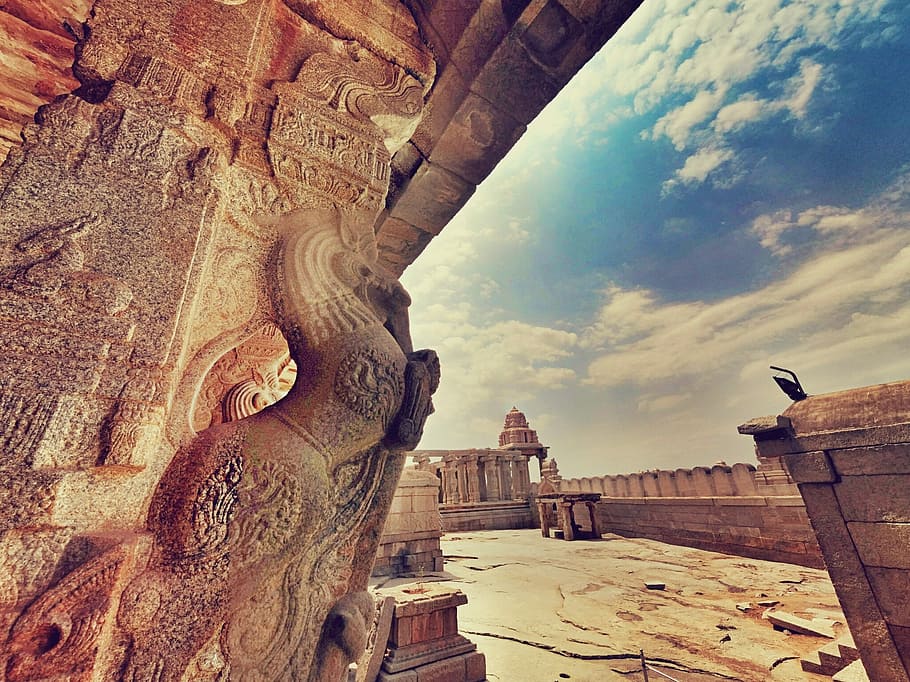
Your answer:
592;494;822;568
531;462;822;568
374;469;444;578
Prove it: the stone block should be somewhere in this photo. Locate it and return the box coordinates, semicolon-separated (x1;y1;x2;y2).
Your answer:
891;624;910;674
766;495;807;507
464;651;486;682
835;474;910;522
447;0;515;82
830;444;910;477
715;496;768;506
849;522;910;569
411;494;438;513
832;659;870;682
767;611;835;638
416;655;467;682
409;64;471;156
783;451;837;484
429;91;526;184
376;218;436;266
867;567;910;627
471;36;561;125
414;0;484;70
387;162;475;235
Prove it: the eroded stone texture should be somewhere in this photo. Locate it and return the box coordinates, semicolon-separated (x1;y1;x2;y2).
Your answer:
0;0;649;679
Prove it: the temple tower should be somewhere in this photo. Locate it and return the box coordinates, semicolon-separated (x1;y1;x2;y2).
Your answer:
498;406;548;475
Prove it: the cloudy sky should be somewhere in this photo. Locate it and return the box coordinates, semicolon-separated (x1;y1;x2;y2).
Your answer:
402;0;910;480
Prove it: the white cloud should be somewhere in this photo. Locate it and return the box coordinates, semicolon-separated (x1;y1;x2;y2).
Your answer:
570;0;894;191
649;88;727;150
662;146;735;193
583;176;910;391
713;97;771;133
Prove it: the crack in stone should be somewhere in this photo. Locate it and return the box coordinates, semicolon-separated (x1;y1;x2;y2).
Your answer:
462;630;741;678
770;655;798;670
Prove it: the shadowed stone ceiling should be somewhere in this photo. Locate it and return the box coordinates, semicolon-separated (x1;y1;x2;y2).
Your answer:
0;0;644;275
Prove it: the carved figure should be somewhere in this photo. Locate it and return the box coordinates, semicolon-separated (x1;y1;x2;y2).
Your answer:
110;207;438;681
3;213;133;315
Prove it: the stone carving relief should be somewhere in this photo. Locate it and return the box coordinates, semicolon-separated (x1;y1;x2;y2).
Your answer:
268;50;426;213
1;214;132;316
3;539;146;681
0;11;436;676
107;207;439;681
0;527;73;607
191;324;297;433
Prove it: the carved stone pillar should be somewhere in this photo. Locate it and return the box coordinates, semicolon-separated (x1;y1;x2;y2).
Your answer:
482;455;502;501
0;2;438;680
499;457;513;503
443;455;459;505
559;502;576;541
465;456;481;504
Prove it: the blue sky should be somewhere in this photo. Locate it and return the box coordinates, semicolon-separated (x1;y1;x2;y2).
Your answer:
402;0;910;479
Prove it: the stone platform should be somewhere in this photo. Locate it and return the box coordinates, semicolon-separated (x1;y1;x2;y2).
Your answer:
410;529;852;681
440;501;533;532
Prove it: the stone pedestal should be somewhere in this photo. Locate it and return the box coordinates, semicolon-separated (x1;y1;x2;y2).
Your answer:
744;380;910;682
378;586;485;682
374;469;444;578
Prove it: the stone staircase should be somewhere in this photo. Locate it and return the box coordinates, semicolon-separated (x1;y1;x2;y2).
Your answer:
801;635;868;680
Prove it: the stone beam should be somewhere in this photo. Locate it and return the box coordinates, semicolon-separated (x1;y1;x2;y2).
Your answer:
375;0;645;275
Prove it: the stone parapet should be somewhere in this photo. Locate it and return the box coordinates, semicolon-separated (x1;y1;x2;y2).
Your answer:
745;379;910;682
593;495;823;568
550;462;798;499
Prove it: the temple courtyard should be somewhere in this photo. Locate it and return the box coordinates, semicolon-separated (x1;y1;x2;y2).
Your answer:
373;530;852;681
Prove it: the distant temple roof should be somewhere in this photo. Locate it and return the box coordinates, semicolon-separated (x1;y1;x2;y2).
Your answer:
499;406;540;447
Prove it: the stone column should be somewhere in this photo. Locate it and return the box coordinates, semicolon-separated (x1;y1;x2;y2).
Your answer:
586;502;600;538
499;456;513;502
483;454;502;501
465;456;481;504
455;455;471;504
443;455;459;504
509;455;523;499
538;501;550;538
559;501;576;541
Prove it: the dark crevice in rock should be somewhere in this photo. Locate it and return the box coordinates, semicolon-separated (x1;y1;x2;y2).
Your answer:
770;656;798;670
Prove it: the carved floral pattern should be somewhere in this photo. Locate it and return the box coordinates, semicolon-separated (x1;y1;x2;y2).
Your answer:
334;347;403;423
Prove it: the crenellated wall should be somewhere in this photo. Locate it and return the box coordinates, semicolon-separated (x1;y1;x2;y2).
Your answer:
531;462;823;568
556;462;786;498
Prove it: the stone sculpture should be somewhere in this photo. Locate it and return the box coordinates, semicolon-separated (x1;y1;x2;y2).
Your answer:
3;207;440;681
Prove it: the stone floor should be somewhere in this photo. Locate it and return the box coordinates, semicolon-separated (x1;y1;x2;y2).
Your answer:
372;529;850;682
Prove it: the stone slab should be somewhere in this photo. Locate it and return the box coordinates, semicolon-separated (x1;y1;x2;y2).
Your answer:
848;522;910;569
830;444;910;477
835;474;910;522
